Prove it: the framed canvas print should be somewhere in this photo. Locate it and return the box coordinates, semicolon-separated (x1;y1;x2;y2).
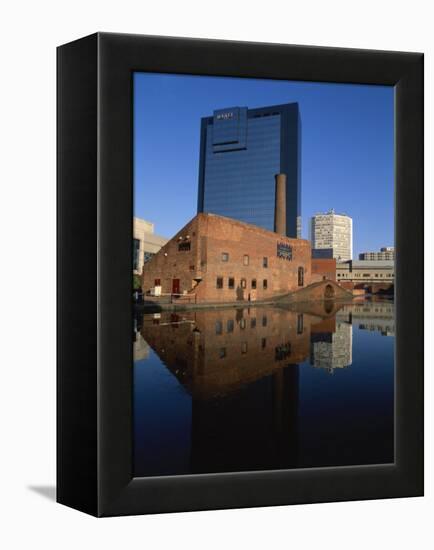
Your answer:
57;33;423;517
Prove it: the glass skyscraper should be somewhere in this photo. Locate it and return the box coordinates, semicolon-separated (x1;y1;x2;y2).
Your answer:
197;103;301;237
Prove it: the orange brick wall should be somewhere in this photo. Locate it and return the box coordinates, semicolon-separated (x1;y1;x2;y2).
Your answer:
311;258;336;281
142;213;312;303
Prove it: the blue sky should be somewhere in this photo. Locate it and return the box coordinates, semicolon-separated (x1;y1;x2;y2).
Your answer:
134;73;394;256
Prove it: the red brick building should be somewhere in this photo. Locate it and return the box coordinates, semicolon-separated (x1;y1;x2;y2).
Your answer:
142;213;316;303
311;257;337;282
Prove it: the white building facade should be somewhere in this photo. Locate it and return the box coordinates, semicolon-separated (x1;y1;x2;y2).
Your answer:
359;247;395;261
133;217;168;275
310;210;353;262
336;260;394;283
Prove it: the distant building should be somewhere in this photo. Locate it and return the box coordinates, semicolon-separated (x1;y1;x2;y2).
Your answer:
359;247;395;261
336;260;394;283
310;210;352;261
133;217;168;275
197;103;301;238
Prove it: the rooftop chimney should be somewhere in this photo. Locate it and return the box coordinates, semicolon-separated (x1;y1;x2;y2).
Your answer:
274;173;287;236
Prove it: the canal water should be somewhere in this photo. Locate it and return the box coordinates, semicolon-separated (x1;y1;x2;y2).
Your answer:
133;298;394;477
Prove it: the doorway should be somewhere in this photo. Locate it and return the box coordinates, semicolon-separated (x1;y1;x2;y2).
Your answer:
172;279;180;294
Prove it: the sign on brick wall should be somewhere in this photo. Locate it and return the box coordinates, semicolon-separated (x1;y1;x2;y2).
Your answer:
277;242;292;260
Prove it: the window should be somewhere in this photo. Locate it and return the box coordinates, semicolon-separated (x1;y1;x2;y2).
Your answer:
219;347;226;359
363;273;370;278
275;342;291;361
251;318;256;328
263;279;268;289
241;342;248;354
251;279;257;289
215;321;223;335
240;318;246;330
216;277;223;289
154;278;161;286
297;314;304;334
228;277;235;289
133;239;140;270
227;319;234;333
243;254;249;266
263;257;268;268
241;278;247;289
261;338;267;349
178;241;191;251
144;251;154;264
221;252;229;262
262;315;267;327
298;267;304;287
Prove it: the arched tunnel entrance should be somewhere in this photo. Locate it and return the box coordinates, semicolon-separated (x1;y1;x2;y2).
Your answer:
324;284;335;300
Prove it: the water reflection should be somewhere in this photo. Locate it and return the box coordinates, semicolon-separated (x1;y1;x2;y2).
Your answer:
134;299;394;476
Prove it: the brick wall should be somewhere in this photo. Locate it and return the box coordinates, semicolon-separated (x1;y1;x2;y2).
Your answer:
311;258;336;281
142;213;312;303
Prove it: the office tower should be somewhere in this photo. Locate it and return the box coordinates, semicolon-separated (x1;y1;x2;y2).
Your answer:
197;103;301;238
310;209;353;261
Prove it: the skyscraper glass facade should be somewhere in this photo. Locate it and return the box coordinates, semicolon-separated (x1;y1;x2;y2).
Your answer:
197;103;301;237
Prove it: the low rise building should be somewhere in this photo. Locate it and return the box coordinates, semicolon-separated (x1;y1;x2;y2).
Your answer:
141;212;315;303
336;260;394;284
359;247;395;261
133;217;168;275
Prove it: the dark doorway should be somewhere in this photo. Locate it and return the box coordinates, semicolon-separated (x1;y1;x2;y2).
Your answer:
324;284;335;299
298;267;304;287
172;279;180;294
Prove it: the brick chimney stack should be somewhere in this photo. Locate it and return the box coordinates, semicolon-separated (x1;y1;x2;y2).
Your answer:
274;173;287;236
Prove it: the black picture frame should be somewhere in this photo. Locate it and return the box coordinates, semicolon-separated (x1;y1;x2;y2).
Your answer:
57;32;424;517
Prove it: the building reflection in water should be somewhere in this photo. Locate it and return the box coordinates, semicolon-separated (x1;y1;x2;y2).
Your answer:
336;302;395;336
134;299;394;475
310;319;352;374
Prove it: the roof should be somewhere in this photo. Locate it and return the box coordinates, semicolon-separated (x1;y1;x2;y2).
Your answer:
197;212;310;245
